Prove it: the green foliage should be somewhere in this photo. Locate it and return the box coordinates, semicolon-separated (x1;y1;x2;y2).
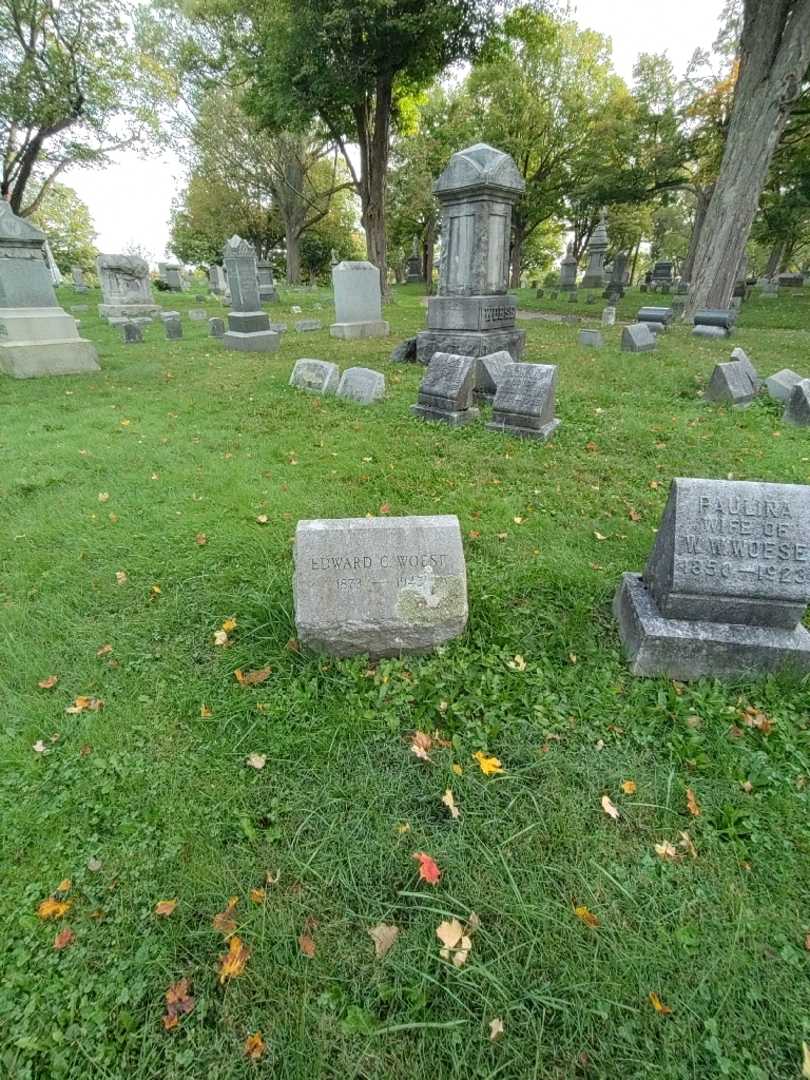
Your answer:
30;184;98;274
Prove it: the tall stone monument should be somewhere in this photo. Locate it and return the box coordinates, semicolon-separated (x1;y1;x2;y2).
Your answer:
580;213;609;290
330;260;389;339
559;243;578;291
415;143;525;365
406;237;424;283
0;201;100;378
97;255;160;320
221;236;279;353
256;261;278;302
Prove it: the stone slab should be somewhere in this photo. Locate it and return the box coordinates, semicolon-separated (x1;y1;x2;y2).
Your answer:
165;319;183;339
705;361;754;407
332;261;384;324
98;303;160;320
692;325;729;339
427;295;517;331
602;307;616;326
784;379;810;426
294;514;468;658
637;306;673;325
0;339;100;378
693;308;736;329
330;320;390;340
415;328;525;366
766;369;803;403
410;403;480;427
295;320;322;332
228;311;271;334
621;324;656;352
221;330;280;353
121;323;143;344
188;309;207;321
337;366;385;404
290;358;339;395
578;329;603;348
412;351;476;424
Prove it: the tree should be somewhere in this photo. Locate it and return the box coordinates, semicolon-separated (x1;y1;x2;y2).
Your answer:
0;0;164;215
169;173;281;266
234;0;498;290
686;0;810;315
30;183;97;272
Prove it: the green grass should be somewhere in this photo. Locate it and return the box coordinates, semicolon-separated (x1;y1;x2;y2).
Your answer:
1;282;809;1079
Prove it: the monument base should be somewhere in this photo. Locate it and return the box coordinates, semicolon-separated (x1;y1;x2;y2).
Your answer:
416;328;525;366
614;573;810;680
410;404;480;427
1;338;100;378
330;320;390;340
580;275;605;290
258;287;278;303
98;303;160;320
486;417;560;441
222;330;280;353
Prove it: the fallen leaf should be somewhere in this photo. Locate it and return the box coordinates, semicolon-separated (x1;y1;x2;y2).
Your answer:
574;905;600;928
298;933;316;958
33;740;48;754
410;730;433;762
37;897;72;920
53;927;75;950
468;529;481;539
740;780;753;794
368;923;400;959
594;531;607;541
200;704;212;718
379;503;391;514
115;570;128;585
473;750;504;776
654;840;681;861
244;1032;266;1060
98;492;110;503
621;780;637;795
287;638;300;652
38;675;59;689
413;851;441;885
442;788;460;819
235;667;272;686
212;896;239;935
436;919;465;950
65;696;104;714
742;705;773;734
686;787;701;817
249;888;266;904
679;831;698;859
489;1017;505;1042
246;753;266;770
218;936;250;982
87;857;102;872
256;514;269;525
585;441;599;453
265;869;281;886
513;516;524;525
96;643;113;657
594;739;605;751
213;630;229;646
436;917;473;966
507;654;526;671
649;992;672;1015
163;977;195;1030
222;617;237;633
451;763;463;776
149;584;161;598
601;795;620;821
804;933;810;952
154;899;177;917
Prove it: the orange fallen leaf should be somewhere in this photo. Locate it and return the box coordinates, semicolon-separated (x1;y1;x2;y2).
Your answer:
96;643;113;657
249;888;266;904
473;750;504;776
38;675;59;689
37;897;72;920
154;899;177;917
442;788;460;819
489;1017;505;1041
649;992;672;1015
574;904;600;928
235;667;272;686
212;896;239;935
741;705;773;734
686;787;701;817
601;795;620;821
53;927;75;950
200;704;212;718
410;730;433;762
368;923;400;959
65;695;104;714
163;977;195;1030
195;533;207;546
298;933;316;958
413;851;441;885
244;1031;266;1060
379;503;391;514
218;936;250;982
621;780;637;795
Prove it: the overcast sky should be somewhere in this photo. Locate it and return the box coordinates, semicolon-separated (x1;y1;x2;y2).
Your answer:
64;0;727;265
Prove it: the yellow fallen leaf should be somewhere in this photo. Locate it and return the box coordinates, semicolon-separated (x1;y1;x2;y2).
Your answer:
154;899;177;917
601;795;620;820
249;888;266;904
489;1017;505;1041
473;750;504;776
235;667;272;686
244;1032;266;1060
200;704;212;718
649;992;672;1015
442;788;460;819
574;904;599;928
368;922;400;959
507;654;526;671
654;840;680;861
451;763;463;776
96;644;113;657
686;787;701;817
513;516;524;525
218;935;250;982
222;617;237;633
621;780;637;795
37;898;72;920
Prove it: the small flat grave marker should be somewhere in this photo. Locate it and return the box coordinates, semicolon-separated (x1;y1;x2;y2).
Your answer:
289;358;339;395
766;368;803;403
486;363;560;441
337;366;385;405
705;361;754;407
784;379;810;426
411;353;479;426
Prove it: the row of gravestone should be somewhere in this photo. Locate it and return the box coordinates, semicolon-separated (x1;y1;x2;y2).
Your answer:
705;350;810;424
292;476;810;682
289;359;385;404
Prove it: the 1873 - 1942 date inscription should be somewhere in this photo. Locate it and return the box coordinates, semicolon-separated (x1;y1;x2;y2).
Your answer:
309;551;452;592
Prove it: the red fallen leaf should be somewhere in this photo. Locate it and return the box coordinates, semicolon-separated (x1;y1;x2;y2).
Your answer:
212;896;239;935
38;675;59;689
298;933;316;958
412;851;441;885
163;977;195;1031
235;667;272;686
379;503;391;514
53;927;75;950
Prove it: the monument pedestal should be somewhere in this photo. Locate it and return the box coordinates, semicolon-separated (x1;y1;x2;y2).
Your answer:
98;303;160;320
410;402;480;426
614;573;810;680
0;307;99;378
330;319;390;340
486;415;560;441
416;327;525;366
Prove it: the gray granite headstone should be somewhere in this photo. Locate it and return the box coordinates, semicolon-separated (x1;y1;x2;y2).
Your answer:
295;319;322;332
693;308;735;330
97;254;160;320
579;329;603;349
559;243;578;291
766;369;803;403
705;361;754;407
693;325;729;340
601;306;616;326
637;306;673;327
614;477;810;679
486;362;560;441
580;214;608;290
209;317;225;338
121;322;143;344
411;352;479;426
330;261;389;339
621;324;656;353
256;260;278;303
730;347;759;390
188;309;207;321
475;349;514;403
289;357;339;395
784;379;810;426
337;366;385;404
165;318;183;340
221;235;279;353
294;515;468;657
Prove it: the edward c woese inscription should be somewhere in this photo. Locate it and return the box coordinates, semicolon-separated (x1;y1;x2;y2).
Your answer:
310;552;450;572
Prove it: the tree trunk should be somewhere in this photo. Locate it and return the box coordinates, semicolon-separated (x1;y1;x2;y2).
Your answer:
686;0;810;317
765;239;785;277
285;221;301;284
509;224;524;289
424;218;435;295
681;184;714;283
354;77;392;297
630;237;642;285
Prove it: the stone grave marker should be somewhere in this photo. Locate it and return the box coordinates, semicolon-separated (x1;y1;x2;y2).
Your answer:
411;352;479;426
256;261;278;302
705;362;755;407
614;477;810;679
330;261;389;339
580;213;608;289
337;367;385;405
559;243;578;291
209;317;225;338
693;308;735;339
621;324;656;353
209;265;227;295
161;310;180;321
165;318;183;340
637;306;673;331
71;267;88;292
486;363;560;441
579;329;603;349
475;350;513;403
268;322;288;334
289;358;339;395
221;236;279;353
295;319;321;332
97;254;160;321
601;306;616;327
766;369;803;403
406;237;424;283
391;337;417;363
730;347;759;389
294;515;468;657
188;309;207;321
121;322;143;344
784;380;810;426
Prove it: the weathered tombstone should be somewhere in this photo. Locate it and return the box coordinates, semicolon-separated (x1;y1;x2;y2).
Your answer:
411;352;479;426
268;322;288;334
671;296;686;318
650;260;674;289
766;368;804;403
784;379;810;426
621;324;657;353
71;266;88;293
0;202;100;378
475;349;514;403
637;306;673;329
289;358;339;395
163;264;184;291
778;272;803;287
579;329;603;349
406;237;424;283
580;213;609;289
604;251;627;301
165;318;183;340
209;318;225;338
486;363;560;440
160;310;180;321
97;254;160;320
391;337;418;363
209;265;227;295
693;308;735;339
330;261;389;339
337;366;385;404
559;243;578;291
256;261;278;302
730;346;760;390
221;236;280;353
613;477;810;679
188;309;207;321
121;322;143;344
705;362;755;407
293;515;468;657
415;143;526;365
295;319;322;332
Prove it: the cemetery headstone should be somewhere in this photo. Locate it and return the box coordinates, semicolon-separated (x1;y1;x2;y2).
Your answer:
268;322;288;334
0;202;100;378
693;308;735;339
704;361;755;407
71;266;88;292
209;265;227;295
579;329;603;348
330;261;390;339
411;352;479;426
614;477;810;679
730;346;760;390
293;515;468;657
256;261;278;302
296;319;322;332
221;236;280;353
784;380;810;426
337;367;386;405
97;254;160;320
209;317;225;338
406;237;424;283
604;251;627;300
475;349;514;403
289;358;339;395
766;369;804;403
163;264;184;291
71;305;89;312
415;143;526;365
559;243;578;291
621;324;657;353
637;306;673;329
160;310;180;321
650;260;674;290
188;309;207;321
486;363;561;441
121;322;143;344
165;318;182;340
778;272;803;287
580;213;609;289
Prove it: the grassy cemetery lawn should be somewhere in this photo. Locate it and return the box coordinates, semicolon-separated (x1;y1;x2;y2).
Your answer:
2;282;810;1079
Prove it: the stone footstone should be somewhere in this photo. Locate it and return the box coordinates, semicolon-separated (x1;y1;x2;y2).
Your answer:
268;322;288;334
290;358;339;395
121;322;143;343
766;369;803;403
705;361;754;407
165;318;183;340
475;350;514;403
486;362;560;441
621;324;656;352
209;318;225;338
188;309;207;321
294;515;468;658
693;325;729;340
783;379;810;426
337;366;385;404
601;306;616;327
411;352;479;426
578;329;603;348
295;319;322;332
391;337;417;363
730;347;760;390
331;319;389;340
613;477;810;679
